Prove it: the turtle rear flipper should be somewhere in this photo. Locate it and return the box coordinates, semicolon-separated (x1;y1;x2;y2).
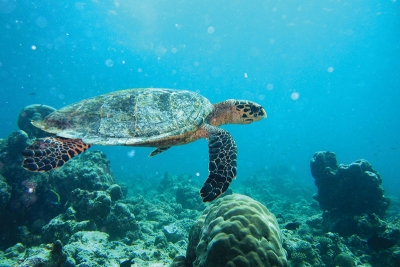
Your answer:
200;126;237;202
22;137;91;172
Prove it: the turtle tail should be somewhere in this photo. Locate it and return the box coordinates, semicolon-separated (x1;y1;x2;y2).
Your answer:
200;126;237;202
22;137;91;172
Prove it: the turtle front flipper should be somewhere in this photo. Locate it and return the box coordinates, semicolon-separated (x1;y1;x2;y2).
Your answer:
200;126;237;202
22;137;91;172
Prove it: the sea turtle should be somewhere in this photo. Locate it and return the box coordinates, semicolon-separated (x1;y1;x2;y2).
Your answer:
22;88;266;202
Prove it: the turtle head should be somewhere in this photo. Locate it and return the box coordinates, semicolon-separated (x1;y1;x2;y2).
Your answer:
209;100;266;126
231;100;267;124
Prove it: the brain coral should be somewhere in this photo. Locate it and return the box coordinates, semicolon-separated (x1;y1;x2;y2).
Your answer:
186;194;287;267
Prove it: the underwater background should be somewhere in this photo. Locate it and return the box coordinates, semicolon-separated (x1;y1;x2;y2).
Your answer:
1;0;399;196
0;1;400;266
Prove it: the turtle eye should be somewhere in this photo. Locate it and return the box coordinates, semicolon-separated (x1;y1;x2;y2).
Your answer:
250;105;260;113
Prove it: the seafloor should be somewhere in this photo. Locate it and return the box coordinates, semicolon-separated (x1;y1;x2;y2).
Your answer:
0;113;399;267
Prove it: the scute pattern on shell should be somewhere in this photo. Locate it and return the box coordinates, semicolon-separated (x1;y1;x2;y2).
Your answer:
34;88;213;146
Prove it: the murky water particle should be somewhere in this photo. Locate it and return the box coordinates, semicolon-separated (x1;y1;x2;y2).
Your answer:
327;67;334;73
31;45;37;50
105;59;114;67
291;92;300;100
207;26;215;34
35;16;47;28
196;172;200;177
127;150;135;158
75;2;85;10
266;84;274;90
244;73;248;78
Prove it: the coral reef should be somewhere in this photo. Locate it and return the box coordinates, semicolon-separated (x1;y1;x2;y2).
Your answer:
0;129;116;248
49;150;116;202
42;187;139;242
239;164;312;205
185;194;287;267
104;202;138;239
310;151;390;235
176;185;205;211
282;226;358;267
0;240;67;267
41;212;97;244
334;252;355;267
1;126;400;267
68;189;112;221
0;174;11;213
0;131;57;248
63;231;134;266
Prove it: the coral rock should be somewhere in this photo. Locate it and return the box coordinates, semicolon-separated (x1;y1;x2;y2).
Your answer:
310;151;390;217
106;184;123;201
0;175;11;211
186;194;287;267
163;223;185;244
17;104;56;138
50;150;115;202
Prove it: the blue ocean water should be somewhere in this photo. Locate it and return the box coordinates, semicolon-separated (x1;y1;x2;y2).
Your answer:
1;1;399;197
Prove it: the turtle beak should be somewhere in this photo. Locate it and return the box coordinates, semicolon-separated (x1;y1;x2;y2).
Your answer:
250;104;267;121
259;106;267;119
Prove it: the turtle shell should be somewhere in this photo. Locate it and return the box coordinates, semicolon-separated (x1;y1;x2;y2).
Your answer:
33;88;213;146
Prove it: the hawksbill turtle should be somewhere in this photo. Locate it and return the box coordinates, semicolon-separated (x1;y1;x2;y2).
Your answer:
22;88;266;202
